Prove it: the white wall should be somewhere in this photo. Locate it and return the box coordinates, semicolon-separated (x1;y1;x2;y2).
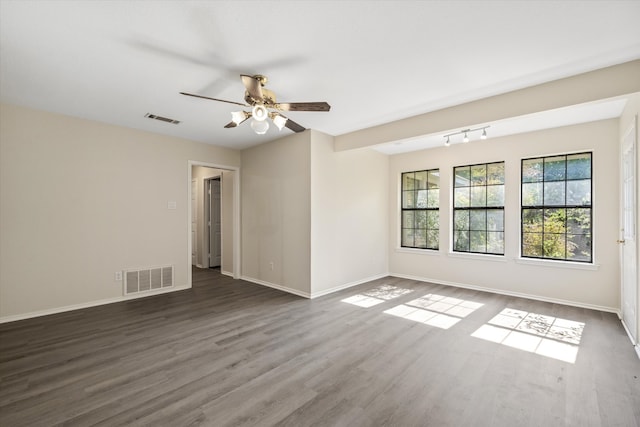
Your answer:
241;131;311;295
310;131;388;295
389;119;620;311
0;103;240;320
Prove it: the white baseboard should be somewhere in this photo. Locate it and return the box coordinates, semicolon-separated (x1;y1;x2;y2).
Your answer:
0;285;190;324
221;270;234;277
240;276;311;298
309;273;389;299
240;273;390;300
620;318;640;361
389;272;619;314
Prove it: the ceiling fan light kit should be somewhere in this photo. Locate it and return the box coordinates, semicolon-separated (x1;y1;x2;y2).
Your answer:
181;74;331;135
443;126;490;146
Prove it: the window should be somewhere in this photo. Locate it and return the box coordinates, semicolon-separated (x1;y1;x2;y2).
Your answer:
453;162;505;255
401;169;439;249
521;152;592;262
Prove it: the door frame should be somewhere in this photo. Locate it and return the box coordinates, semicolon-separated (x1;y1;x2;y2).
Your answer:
187;161;240;287
191;178;197;265
205;176;222;268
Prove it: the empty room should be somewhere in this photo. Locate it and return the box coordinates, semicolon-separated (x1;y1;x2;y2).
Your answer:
1;1;639;426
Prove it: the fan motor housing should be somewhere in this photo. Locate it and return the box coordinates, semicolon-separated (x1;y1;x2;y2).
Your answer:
245;88;276;106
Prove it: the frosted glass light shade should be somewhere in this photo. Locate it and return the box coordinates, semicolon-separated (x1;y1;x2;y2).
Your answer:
250;118;269;134
230;111;247;124
252;105;268;121
272;114;287;130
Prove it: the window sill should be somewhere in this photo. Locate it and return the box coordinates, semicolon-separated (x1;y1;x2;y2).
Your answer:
447;251;508;262
395;247;442;256
515;257;600;271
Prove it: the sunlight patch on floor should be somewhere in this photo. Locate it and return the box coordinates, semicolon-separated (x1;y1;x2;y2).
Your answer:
341;284;413;308
383;294;484;329
471;308;585;363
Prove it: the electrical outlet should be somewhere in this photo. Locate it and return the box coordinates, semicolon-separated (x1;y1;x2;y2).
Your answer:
115;271;122;281
269;261;274;271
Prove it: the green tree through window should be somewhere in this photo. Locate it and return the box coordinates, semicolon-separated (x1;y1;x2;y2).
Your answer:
401;169;439;249
453;162;505;255
521;153;592;262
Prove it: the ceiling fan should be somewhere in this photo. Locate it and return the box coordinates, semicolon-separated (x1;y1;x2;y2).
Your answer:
180;74;330;134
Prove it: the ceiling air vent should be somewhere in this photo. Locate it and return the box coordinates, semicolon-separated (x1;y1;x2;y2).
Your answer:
144;113;180;124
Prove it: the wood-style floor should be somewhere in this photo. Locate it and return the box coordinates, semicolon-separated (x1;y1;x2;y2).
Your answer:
1;267;639;426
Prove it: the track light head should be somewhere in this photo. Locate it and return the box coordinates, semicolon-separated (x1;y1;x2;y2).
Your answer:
463;131;469;143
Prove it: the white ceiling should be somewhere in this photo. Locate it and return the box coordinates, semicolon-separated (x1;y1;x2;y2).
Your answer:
1;1;639;151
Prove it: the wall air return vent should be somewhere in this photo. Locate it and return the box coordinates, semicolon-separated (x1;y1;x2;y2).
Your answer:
144;113;180;124
124;265;173;296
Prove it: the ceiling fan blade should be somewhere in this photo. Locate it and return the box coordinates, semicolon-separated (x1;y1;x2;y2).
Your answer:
275;102;331;112
283;117;306;133
241;74;264;102
180;92;248;107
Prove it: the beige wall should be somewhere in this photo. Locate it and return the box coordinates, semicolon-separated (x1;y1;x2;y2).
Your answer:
389;119;620;310
0;103;240;320
241;131;311;295
310;131;388;295
241;129;390;297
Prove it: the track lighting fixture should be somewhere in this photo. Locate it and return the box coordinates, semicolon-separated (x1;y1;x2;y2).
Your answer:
443;126;490;146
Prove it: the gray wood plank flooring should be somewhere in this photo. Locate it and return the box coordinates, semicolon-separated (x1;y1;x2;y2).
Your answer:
1;267;639;426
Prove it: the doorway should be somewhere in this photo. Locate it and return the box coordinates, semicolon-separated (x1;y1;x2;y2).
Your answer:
188;161;240;288
620;118;638;347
